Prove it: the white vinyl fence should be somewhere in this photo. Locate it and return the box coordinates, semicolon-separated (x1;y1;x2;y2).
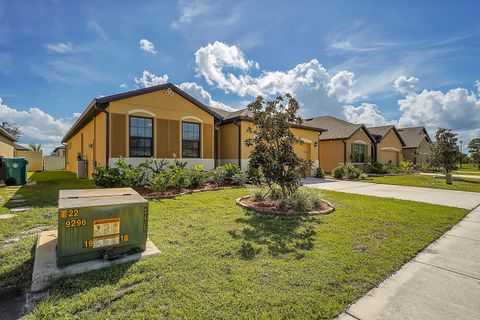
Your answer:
43;156;65;171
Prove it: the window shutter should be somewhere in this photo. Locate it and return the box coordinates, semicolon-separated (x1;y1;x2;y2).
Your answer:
364;144;368;163
156;119;179;158
351;143;354;162
110;113;126;158
157;119;168;158
203;124;213;159
168;120;180;157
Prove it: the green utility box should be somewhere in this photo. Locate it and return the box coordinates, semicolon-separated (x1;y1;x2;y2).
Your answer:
57;188;149;266
3;157;28;185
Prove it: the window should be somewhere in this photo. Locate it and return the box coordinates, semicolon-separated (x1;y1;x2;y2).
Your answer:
129;116;153;157
182;122;200;158
352;143;366;163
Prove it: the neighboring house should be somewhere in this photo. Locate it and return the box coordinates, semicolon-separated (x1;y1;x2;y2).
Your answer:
397;127;432;164
62;83;325;178
212;107;326;176
304;115;376;172
368;125;405;166
52;146;66;157
14;143;29;152
0;125;17;158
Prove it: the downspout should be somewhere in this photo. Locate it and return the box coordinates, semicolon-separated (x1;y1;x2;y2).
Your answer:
94;102;110;167
233;120;241;168
61;142;67;171
343;140;347;163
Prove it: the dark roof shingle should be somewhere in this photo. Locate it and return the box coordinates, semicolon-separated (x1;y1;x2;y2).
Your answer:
397;127;432;148
304;115;371;141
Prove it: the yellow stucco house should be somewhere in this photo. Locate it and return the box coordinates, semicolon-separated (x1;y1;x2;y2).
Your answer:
62;83;326;178
0;125;16;158
368;125;406;166
303;115;376;172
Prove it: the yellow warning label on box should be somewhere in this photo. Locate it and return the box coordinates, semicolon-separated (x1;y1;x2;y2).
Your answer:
93;235;120;248
93;218;120;237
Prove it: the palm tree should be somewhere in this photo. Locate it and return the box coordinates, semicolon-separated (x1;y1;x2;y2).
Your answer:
28;143;42;151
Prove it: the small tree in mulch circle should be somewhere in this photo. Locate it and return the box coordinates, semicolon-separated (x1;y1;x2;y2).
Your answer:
245;94;310;199
431;128;459;184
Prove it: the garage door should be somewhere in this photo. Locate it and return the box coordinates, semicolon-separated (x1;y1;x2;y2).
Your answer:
294;143;311;177
381;150;400;166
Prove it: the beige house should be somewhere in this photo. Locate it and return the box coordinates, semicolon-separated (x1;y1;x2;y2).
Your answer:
368;125;405;166
0;126;16;158
397;127;432;164
62;83;325;178
304;116;376;172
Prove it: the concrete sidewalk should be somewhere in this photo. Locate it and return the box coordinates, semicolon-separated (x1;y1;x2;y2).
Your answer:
303;178;480;209
337;206;480;320
420;172;480;180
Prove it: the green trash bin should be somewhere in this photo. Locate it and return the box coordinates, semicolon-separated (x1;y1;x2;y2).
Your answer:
4;157;28;186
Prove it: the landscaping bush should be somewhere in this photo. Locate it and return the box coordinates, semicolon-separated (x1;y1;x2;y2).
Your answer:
253;189;265;202
247;166;263;186
146;171;170;192
188;164;206;188
315;167;325;178
287;188;323;212
93;158;149;188
92;165;124;188
365;161;387;174
268;184;283;200
207;166;227;186
332;163;363;180
231;172;247;186
222;163;242;184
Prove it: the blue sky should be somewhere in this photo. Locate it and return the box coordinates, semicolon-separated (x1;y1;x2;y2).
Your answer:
1;0;479;152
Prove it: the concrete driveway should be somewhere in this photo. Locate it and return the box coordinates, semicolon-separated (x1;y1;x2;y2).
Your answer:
303;178;480;209
337;206;480;320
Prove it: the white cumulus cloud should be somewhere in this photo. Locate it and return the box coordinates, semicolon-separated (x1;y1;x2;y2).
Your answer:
134;70;169;87
139;39;156;54
0;98;79;152
327;71;362;103
397;86;480;132
179;82;234;111
394;75;419;95
343;103;389;126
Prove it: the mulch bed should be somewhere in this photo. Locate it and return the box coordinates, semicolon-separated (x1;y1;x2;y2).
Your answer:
136;183;225;199
236;196;335;216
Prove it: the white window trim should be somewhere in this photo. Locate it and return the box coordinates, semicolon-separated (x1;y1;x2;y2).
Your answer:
380;146;400;152
181;116;203;123
128;109;156;117
353;140;368;145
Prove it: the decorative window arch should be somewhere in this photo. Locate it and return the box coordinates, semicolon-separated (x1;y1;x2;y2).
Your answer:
128;109;156;117
181;116;203;123
353;140;368;145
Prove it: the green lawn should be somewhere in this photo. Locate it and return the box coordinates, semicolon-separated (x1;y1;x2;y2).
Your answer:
0;172;469;319
455;166;480;176
367;174;480;192
0;171;93;289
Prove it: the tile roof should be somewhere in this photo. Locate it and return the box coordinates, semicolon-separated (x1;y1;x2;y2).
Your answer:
303;115;367;140
397;127;432;148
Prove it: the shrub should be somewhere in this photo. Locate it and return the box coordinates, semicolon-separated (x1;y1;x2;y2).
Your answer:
253;189;265;202
93;165;124;188
332;163;363;180
315;167;325;178
222;163;241;183
365;162;386;174
288;188;323;212
167;167;189;190
115;158;148;188
93;158;149;188
207;167;227;186
231;172;247;186
399;160;414;173
188;164;206;188
146;171;170;192
278;198;289;212
268;184;283;200
247;166;263;186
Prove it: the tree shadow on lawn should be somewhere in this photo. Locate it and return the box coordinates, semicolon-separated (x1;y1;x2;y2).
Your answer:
230;211;322;260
